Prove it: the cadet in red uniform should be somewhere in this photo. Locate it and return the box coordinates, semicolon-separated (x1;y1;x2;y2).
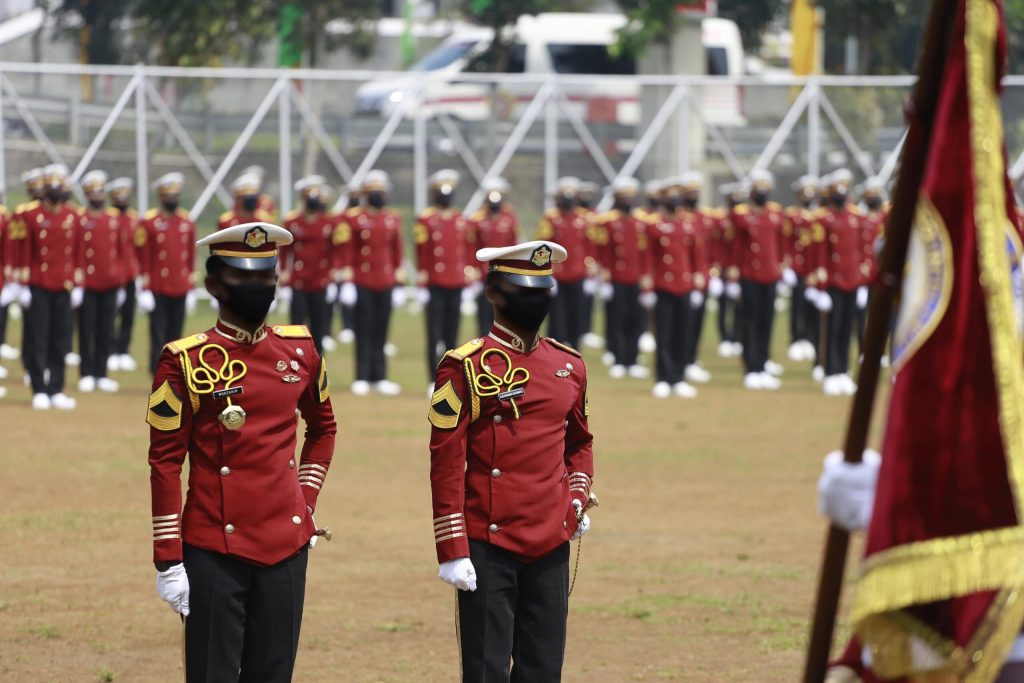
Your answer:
108;177;140;373
335;170;405;397
678;172;713;385
75;170;126;394
783;175;820;364
576;181;603;348
6;169;45;372
429;240;594;682
645;180;698;399
149;221;336;683
468;177;518;336
855;176;888;349
331;181;362;346
596;177;651;379
239;165;278;222
414;169;473;381
280;175;335;355
812;169;866;396
713;182;745;358
0;172;30;364
730;170;785;390
12;164;81;410
219;173;275;230
137;172;197;374
537;176;591;349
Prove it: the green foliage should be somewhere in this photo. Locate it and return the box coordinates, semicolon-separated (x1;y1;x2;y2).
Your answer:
614;0;783;57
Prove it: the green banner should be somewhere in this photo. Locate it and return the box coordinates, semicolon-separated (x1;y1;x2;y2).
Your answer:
278;3;303;68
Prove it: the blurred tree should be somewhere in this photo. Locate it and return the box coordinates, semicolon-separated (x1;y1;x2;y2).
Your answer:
278;0;381;67
48;0;130;65
614;0;783;57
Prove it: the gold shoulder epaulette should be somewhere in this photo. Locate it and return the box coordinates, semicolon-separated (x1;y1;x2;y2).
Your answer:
164;332;210;354
176;208;191;220
545;337;583;358
344;206;361;218
218;210;235;223
272;324;312;339
471;209;486;221
126;208;138;218
255;209;273;222
444;338;485;362
419;206;437;219
733;204;750;215
144;207;160;220
767;201;783;211
849;205;865;216
105;207;119;217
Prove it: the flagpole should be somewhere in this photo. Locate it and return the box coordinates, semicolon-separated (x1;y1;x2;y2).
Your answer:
801;0;962;680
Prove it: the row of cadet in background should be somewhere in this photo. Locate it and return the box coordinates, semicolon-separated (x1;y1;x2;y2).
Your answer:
0;160;889;409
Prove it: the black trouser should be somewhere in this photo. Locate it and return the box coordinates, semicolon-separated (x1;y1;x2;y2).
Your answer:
289;289;328;355
548;280;584;350
653;290;688;384
606;283;640;367
0;302;8;346
826;288;857;376
684;296;706;368
114;279;136;356
149;294;186;374
183;543;308;683
79;288;117;379
426;286;462;380
21;294;33;371
26;287;72;395
476;292;494;338
716;296;740;344
458;540;569;683
739;280;776;374
789;278;811;344
581;290;595;336
354;286;393;383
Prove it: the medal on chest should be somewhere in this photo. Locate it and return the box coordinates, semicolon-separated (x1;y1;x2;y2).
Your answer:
182;344;248;430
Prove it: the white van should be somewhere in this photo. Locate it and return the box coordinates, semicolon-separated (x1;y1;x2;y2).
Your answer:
354;13;746;127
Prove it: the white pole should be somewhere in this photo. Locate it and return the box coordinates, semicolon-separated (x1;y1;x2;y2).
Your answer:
135;64;148;214
414;108;427;214
70;73;140;183
544;81;558;210
278;78;292;219
807;79;821;178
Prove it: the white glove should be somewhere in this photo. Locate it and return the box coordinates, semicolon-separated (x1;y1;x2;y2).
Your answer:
817;450;881;532
583;278;598;296
309;510;319;548
689;290;704;309
392;286;407;308
70;287;84;309
209;297;219;313
325;282;339;305
277;285;293;305
338;282;356;307
639;291;656;310
438;557;477;592
460;295;477;317
571;500;590;541
776;282;792;298
116;287;126;308
782;268;798;287
725;281;742;301
185;289;197;315
708;277;724;298
804;286;820;304
0;282;19;307
599;282;613;302
417;287;431;305
816;291;833;313
857;286;869;310
551;280;559;297
138;289;156;313
461;286;476;304
155;563;190;616
18;285;31;309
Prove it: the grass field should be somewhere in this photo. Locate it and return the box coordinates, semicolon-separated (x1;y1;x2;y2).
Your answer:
0;300;884;682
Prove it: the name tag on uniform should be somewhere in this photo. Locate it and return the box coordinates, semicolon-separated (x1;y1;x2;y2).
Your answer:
497;388;525;401
212;386;243;399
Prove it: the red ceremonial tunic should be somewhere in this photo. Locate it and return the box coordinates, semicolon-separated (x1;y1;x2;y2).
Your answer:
429;326;594;564
280;210;335;292
139;208;196;297
783;205;818;278
77;207;128;291
414;207;472;289
148;322;337;566
115;208;141;285
595;209;650;286
536;208;592;283
679;207;711;291
14;201;82;291
645;212;694;296
729;202;785;284
814;205;869;292
334;207;405;291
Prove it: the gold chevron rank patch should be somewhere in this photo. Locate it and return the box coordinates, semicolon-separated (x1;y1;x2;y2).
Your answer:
147;381;184;431
428;380;462;430
317;358;329;403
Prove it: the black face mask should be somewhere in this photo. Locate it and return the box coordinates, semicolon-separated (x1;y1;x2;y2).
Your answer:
241;196;258;212
434;193;453;209
579;197;594;209
681;197;698;210
752;191;770;206
367;192;386;209
219;279;276;326
45;187;64;203
865;197;883;211
305;197;323;212
613;199;634;213
488;200;502;214
89;199;105;210
113;202;129;213
556;197;576;212
832;193;848;208
163;200;179;213
661;198;680;212
497;287;552;332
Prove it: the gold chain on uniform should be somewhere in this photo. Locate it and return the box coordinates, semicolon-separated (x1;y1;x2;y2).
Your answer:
463;348;530;419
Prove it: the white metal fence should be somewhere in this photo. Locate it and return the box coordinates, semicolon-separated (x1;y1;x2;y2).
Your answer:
2;62;1021;230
